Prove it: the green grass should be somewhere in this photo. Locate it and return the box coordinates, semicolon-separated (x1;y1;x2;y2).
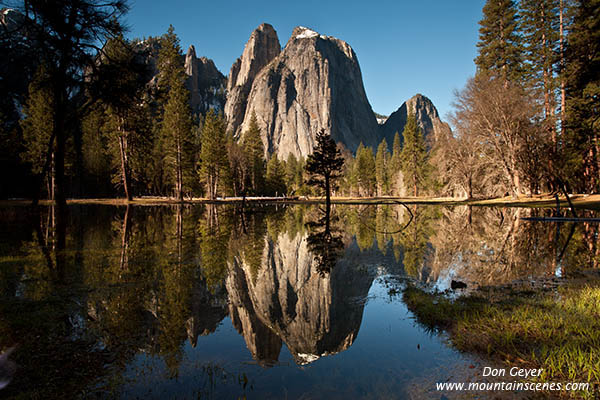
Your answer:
403;283;600;397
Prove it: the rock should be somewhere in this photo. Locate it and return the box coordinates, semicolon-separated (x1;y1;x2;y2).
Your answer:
451;279;468;290
134;38;226;115
227;230;378;366
380;93;452;149
225;23;281;136
184;45;227;115
230;25;380;159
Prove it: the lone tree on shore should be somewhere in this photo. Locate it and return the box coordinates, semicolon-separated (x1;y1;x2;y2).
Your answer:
305;129;344;209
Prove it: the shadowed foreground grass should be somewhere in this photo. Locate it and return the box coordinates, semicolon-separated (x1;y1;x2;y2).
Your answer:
403;283;600;397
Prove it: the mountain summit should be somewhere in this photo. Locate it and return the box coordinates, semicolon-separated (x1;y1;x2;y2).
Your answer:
227;25;380;159
380;93;452;148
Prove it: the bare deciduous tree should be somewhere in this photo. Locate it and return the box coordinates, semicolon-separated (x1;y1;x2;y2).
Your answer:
451;73;544;197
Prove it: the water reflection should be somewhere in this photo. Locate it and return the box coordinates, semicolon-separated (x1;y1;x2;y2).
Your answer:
229;205;373;366
0;203;598;397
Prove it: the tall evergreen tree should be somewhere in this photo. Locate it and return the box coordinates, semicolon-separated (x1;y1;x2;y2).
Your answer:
241;112;266;195
563;0;600;192
17;0;129;210
375;139;390;195
475;0;524;83
285;153;299;192
400;114;432;196
199;110;229;200
20;65;55;199
266;156;287;196
521;0;560;133
227;138;248;197
305;129;345;209
355;143;377;196
81;105;112;196
158;26;194;201
96;35;150;201
390;132;403;195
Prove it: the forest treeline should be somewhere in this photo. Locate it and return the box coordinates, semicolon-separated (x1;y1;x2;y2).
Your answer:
437;0;599;198
0;0;598;203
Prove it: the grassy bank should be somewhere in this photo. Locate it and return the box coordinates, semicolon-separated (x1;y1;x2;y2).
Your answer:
403;283;600;397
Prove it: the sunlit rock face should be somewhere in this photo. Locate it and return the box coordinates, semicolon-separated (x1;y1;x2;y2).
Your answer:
380;93;452;149
227;231;376;365
224;23;281;137
228;25;380;159
227;259;283;366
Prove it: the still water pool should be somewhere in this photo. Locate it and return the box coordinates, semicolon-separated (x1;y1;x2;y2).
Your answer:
0;204;597;398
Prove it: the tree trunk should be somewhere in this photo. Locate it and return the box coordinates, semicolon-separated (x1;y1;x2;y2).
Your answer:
325;175;331;211
50;151;55;201
468;175;473;199
176;139;183;201
118;132;132;202
54;97;67;215
120;204;131;270
560;0;566;137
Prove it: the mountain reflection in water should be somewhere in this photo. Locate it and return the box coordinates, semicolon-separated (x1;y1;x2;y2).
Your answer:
0;203;597;398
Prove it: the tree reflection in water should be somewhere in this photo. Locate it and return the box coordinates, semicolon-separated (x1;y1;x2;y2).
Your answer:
0;203;598;398
305;203;344;275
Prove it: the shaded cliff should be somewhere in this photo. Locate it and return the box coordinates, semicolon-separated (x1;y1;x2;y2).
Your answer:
134;38;226;115
380;93;452;149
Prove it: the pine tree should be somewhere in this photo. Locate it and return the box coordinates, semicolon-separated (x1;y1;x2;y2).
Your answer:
285;153;299;192
266;156;287;196
161;84;193;200
305;129;345;208
400;114;432;196
157;26;194;201
390;132;403;195
18;0;129;211
199;110;229;199
97;35;150;201
520;0;560;131
81;105;112;196
355;144;376;196
562;0;600;192
241;112;266;195
375;139;390;195
20;65;55;199
475;0;524;83
227;138;248;197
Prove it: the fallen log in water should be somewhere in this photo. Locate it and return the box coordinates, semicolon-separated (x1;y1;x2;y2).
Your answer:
520;217;600;222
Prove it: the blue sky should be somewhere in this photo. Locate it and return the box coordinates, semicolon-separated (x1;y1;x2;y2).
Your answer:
125;0;485;121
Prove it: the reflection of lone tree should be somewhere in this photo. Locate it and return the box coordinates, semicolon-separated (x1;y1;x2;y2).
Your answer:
306;206;344;275
305;129;345;209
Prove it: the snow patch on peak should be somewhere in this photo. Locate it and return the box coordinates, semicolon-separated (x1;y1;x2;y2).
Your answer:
296;353;320;364
295;27;319;39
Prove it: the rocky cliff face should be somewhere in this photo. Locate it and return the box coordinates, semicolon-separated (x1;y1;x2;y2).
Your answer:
226;231;375;365
228;26;380;159
380;93;452;149
224;23;281;135
134;39;226;115
184;45;227;115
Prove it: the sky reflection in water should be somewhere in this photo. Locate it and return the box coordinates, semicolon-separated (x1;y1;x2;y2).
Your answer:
0;204;597;398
